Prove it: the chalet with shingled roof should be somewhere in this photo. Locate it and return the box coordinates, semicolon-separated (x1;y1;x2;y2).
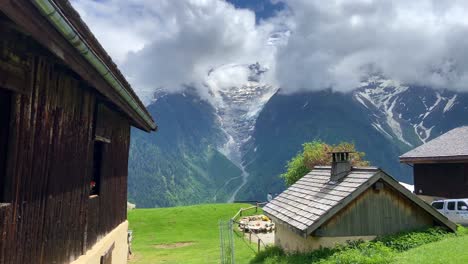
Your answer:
400;126;468;201
263;152;456;253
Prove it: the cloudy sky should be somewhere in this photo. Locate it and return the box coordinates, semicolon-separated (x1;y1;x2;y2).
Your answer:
71;0;468;103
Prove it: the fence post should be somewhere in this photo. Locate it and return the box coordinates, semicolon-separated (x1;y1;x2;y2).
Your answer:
249;232;251;243
219;220;225;264
229;219;235;264
255;203;258;213
257;238;261;253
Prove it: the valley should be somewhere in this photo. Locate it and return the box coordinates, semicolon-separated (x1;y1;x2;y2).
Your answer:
128;72;468;207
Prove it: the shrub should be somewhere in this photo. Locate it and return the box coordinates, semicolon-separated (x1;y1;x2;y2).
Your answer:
318;242;395;264
457;225;468;236
252;227;457;264
250;246;284;264
378;227;453;252
281;141;369;186
250;246;338;264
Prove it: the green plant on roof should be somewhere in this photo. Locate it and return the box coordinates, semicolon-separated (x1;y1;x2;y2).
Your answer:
281;140;369;186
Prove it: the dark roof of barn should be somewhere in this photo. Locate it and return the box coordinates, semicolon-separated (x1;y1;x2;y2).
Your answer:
400;126;468;163
0;0;156;132
52;1;156;131
263;166;456;235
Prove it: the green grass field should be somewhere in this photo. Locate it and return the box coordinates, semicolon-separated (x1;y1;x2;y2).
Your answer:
128;203;260;264
128;204;467;264
252;227;468;264
395;233;468;264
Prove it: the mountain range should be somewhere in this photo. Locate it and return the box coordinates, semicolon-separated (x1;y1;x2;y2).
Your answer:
128;63;468;207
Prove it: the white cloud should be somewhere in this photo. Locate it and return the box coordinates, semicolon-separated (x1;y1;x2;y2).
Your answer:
72;0;279;104
72;0;468;103
71;0;158;64
275;0;468;93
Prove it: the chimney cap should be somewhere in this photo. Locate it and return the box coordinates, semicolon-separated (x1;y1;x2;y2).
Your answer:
330;151;353;163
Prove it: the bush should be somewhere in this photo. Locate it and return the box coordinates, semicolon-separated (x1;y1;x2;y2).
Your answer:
252;227;456;264
250;246;337;264
457;225;468;236
318;242;395;264
281;141;370;186
378;227;453;252
250;246;284;263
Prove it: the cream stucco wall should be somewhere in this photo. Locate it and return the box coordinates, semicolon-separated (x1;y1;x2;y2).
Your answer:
71;221;129;264
274;222;376;253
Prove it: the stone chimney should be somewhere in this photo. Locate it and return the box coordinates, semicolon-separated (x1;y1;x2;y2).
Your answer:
330;151;352;182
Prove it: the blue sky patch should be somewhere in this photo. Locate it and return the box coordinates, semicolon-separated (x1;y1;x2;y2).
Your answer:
227;0;285;22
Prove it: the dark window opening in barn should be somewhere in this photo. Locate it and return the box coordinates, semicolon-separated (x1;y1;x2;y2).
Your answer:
447;201;456;211
0;89;11;203
465;170;468;185
90;141;104;196
90;103;111;197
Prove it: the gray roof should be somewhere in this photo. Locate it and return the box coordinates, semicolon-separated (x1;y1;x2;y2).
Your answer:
400;126;468;163
263;166;457;235
263;166;378;232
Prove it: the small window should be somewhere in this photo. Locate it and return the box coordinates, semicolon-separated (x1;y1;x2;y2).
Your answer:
432;202;444;210
447;201;456;211
457;201;468;211
0;89;11;203
90;103;111;197
100;242;114;264
90;141;104;196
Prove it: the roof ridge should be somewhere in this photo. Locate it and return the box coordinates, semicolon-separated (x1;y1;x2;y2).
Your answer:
400;126;468;162
264;169;457;235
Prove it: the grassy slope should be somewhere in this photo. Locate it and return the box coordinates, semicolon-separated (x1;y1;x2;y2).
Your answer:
128;94;242;208
395;235;468;264
128;204;259;264
252;227;468;264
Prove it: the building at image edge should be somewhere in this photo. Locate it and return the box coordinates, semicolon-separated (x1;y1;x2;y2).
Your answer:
264;152;456;253
0;1;156;263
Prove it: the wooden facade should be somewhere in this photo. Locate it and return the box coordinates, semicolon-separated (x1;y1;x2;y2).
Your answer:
0;11;135;264
265;163;456;253
316;181;435;237
413;163;468;198
400;126;468;199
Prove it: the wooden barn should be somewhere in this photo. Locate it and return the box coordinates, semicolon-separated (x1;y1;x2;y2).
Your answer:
0;1;157;263
263;152;456;253
400;126;468;202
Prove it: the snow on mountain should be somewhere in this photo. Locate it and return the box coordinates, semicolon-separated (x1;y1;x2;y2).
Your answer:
354;76;462;146
443;95;457;113
206;62;277;165
205;62;278;201
357;77;412;146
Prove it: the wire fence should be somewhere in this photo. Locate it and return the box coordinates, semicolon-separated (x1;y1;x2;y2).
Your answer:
219;219;235;264
219;202;270;263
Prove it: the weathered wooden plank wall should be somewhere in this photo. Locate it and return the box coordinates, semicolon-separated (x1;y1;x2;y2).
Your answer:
0;16;130;264
414;163;468;198
317;181;435;237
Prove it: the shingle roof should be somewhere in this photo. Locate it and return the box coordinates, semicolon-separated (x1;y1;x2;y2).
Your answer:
263;166;379;232
263;166;457;235
400;126;468;163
